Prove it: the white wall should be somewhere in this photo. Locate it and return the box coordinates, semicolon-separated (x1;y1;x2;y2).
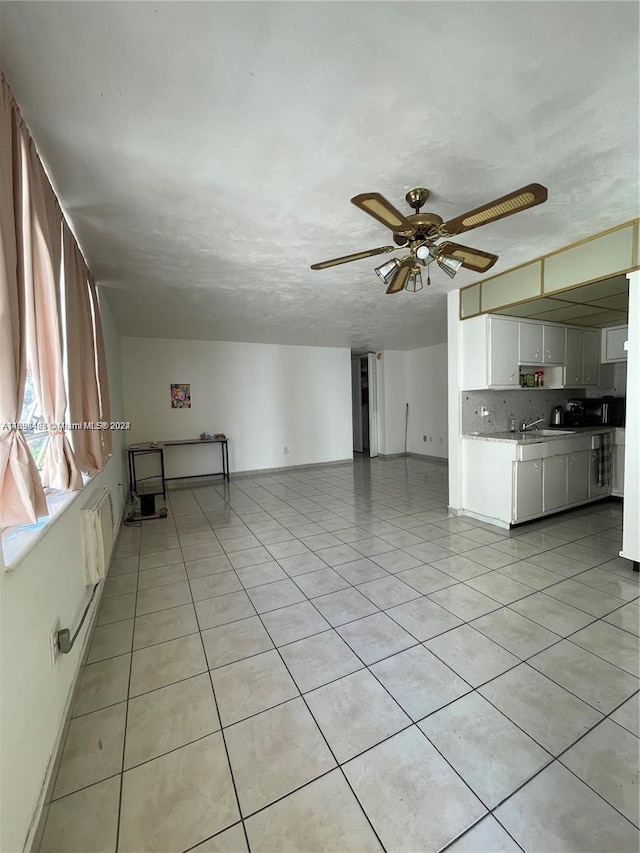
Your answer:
378;351;408;455
0;293;125;853
621;270;638;563
376;346;448;459
406;343;448;458
120;338;353;474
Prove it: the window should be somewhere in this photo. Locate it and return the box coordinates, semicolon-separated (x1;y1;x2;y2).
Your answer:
19;371;49;472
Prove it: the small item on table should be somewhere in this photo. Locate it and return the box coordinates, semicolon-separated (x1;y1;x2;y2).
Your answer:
199;432;213;440
213;433;226;440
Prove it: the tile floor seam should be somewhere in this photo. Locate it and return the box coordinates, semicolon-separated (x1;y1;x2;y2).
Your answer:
178;507;253;853
113;522;141;853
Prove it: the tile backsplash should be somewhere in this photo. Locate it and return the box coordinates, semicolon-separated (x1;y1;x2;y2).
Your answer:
461;358;628;435
462;390;580;434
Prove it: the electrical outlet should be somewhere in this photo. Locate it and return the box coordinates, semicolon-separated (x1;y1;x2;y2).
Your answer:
423;435;427;442
283;446;290;455
49;619;61;666
481;406;490;417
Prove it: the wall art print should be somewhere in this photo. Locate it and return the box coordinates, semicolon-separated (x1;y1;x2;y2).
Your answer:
171;383;191;408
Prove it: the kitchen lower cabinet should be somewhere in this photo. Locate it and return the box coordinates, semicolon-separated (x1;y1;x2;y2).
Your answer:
613;446;625;496
543;456;567;512
588;448;610;499
612;429;625;498
514;460;543;521
567;451;589;504
462;430;614;528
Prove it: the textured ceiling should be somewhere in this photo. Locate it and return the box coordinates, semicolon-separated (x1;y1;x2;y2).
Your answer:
0;1;638;350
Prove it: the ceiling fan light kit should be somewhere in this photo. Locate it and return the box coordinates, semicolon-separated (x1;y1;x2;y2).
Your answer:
437;254;464;279
375;257;401;284
311;182;548;294
406;267;424;293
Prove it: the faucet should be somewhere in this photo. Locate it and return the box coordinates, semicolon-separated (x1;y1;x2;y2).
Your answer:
521;417;545;432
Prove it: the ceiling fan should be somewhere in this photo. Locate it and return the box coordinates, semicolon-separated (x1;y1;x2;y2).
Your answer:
310;183;548;294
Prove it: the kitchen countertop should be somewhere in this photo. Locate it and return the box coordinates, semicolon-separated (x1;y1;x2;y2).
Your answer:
464;426;617;445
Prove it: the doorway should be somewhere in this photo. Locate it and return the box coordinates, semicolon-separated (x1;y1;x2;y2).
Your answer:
351;353;378;457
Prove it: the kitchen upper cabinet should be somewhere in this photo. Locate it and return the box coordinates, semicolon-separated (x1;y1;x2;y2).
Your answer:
519;322;565;365
565;328;600;386
519;322;542;364
489;318;519;386
543;455;567;512
461;313;599;390
513;460;543;521
582;330;600;385
543;325;566;364
601;325;628;363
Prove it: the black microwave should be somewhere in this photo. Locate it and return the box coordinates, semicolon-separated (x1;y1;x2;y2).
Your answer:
570;397;626;427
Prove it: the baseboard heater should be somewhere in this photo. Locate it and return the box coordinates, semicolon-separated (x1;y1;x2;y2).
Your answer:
58;487;115;655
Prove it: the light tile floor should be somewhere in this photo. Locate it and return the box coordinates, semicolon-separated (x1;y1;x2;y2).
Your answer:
39;457;639;852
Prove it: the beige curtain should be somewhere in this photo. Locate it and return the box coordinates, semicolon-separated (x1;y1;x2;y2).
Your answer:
88;277;112;458
63;224;105;472
22;134;83;491
0;75;48;526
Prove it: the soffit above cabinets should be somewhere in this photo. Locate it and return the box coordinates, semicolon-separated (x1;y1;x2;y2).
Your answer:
493;274;629;327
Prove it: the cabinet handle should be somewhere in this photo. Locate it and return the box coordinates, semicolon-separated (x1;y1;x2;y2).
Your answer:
585;373;590;381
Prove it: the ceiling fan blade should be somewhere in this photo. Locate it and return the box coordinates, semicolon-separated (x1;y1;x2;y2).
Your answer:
386;258;413;294
441;183;548;237
310;245;395;270
439;241;499;273
351;193;414;235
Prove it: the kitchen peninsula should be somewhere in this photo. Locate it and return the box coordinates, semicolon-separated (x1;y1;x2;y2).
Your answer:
462;427;623;527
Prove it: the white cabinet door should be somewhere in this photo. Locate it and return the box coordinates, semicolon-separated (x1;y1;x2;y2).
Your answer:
519;322;543;364
602;325;628;363
565;328;584;386
513;460;543;521
582;330;600;385
543;325;566;364
613;445;625;496
588;447;610;499
543;455;567;512
489;318;519;386
567;451;589;504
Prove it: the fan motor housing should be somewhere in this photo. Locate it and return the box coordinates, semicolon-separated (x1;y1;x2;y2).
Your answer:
404;212;443;241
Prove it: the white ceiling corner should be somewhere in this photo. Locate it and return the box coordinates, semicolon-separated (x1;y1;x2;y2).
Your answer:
0;1;638;351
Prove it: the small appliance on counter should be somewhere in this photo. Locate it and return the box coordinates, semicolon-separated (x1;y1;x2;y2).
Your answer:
563;397;626;428
550;405;565;426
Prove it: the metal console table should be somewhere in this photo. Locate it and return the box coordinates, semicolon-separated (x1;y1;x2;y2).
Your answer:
127;437;230;501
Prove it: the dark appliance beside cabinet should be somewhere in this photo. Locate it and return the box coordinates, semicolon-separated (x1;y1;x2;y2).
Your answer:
606;396;626;427
564;397;626;428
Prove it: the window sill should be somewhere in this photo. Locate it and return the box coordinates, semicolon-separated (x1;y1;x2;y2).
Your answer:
1;471;99;571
